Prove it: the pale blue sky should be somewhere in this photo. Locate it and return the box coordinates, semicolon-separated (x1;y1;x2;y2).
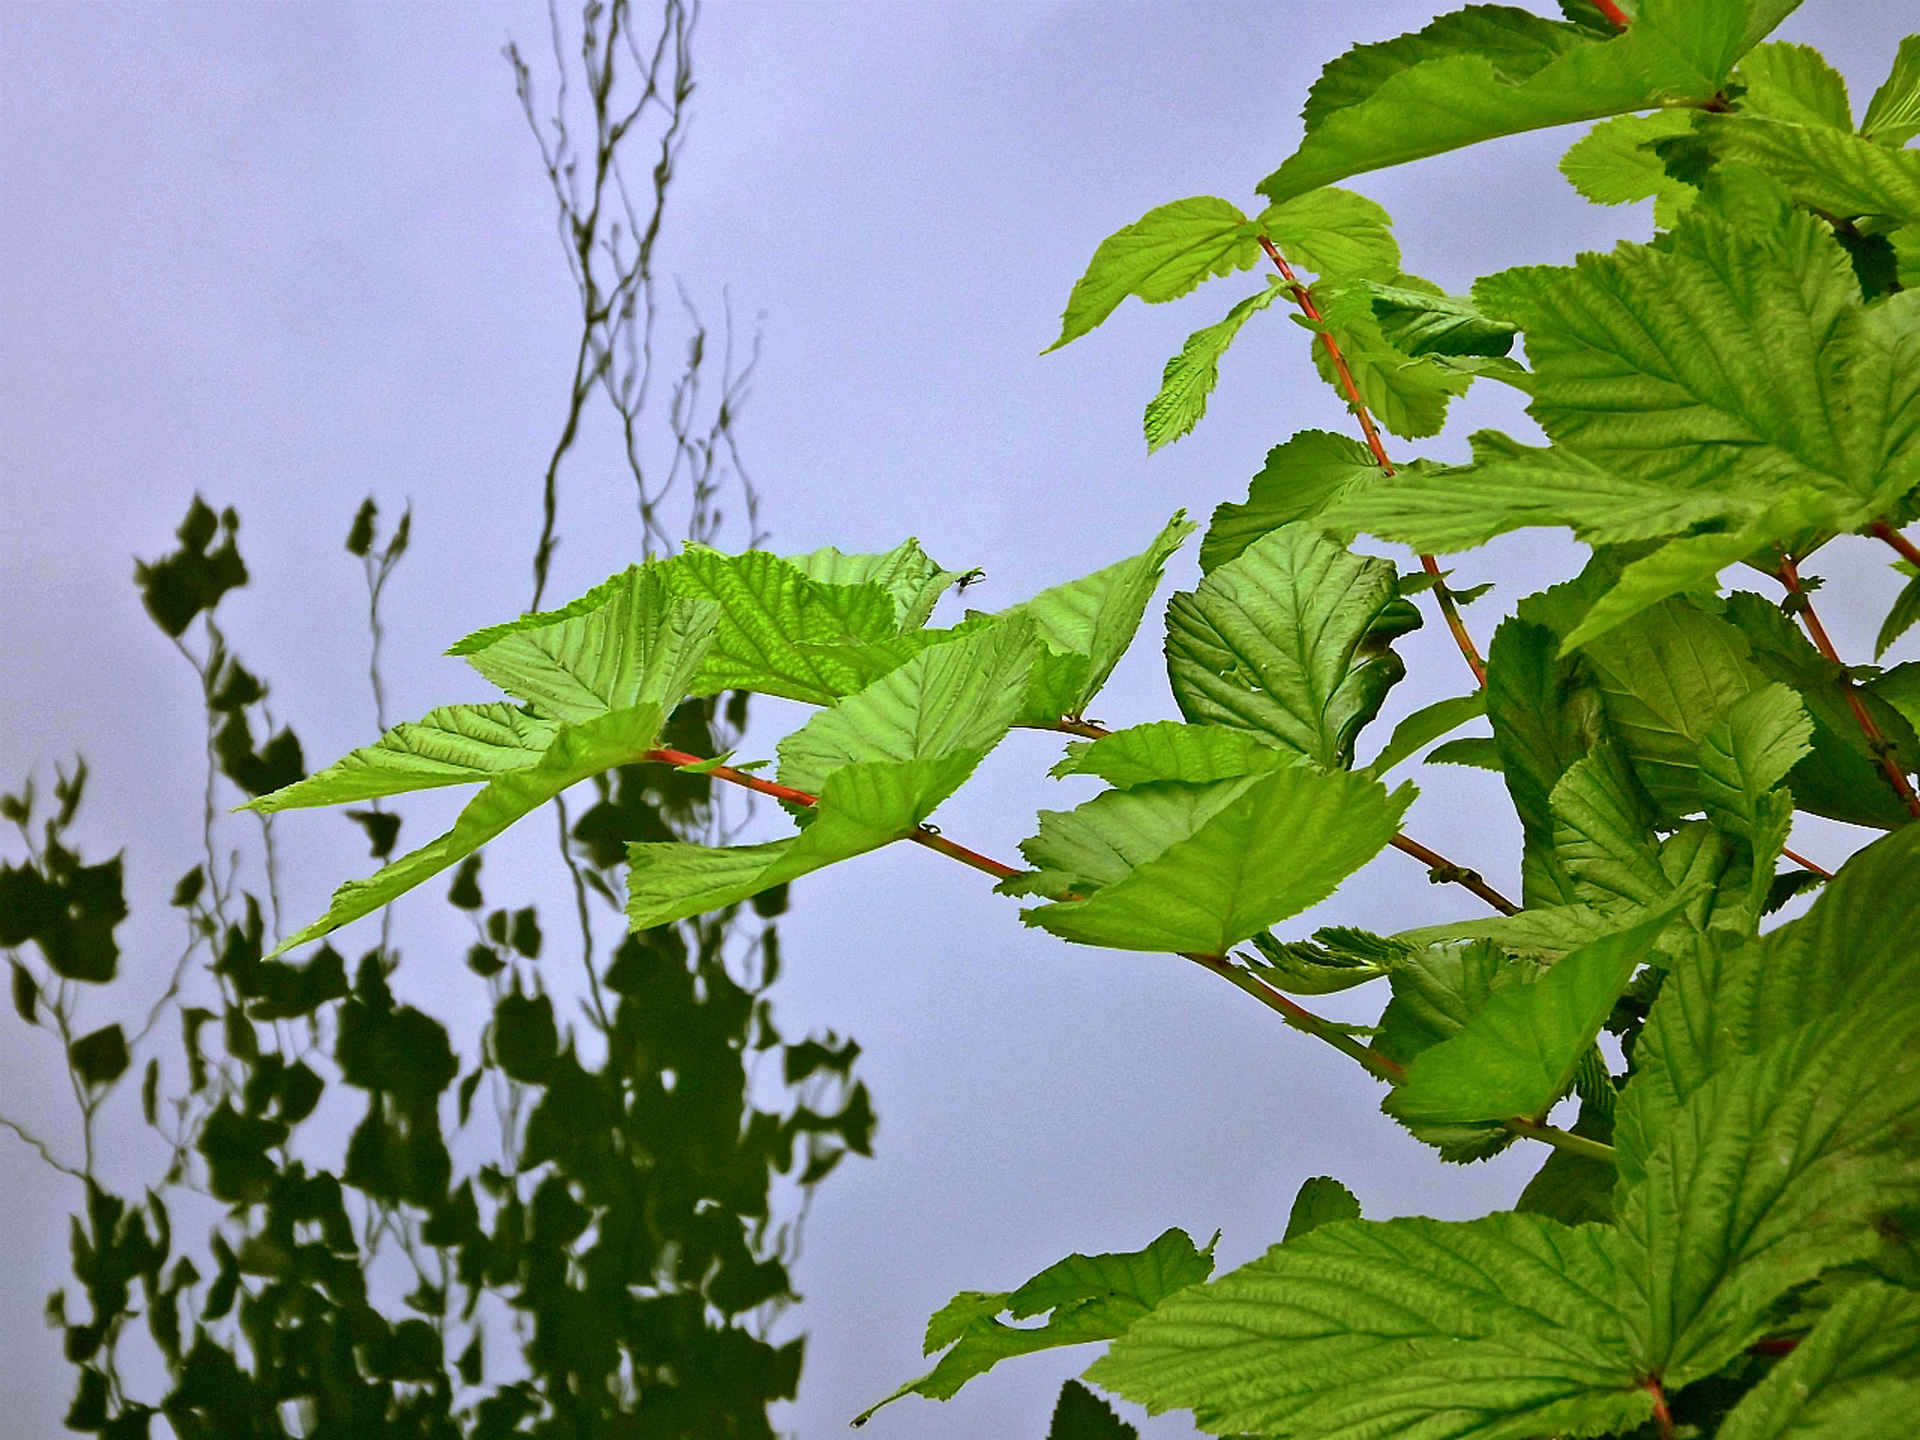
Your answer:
2;3;1909;1436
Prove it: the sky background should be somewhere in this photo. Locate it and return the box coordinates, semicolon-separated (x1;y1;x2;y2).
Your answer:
2;2;1913;1437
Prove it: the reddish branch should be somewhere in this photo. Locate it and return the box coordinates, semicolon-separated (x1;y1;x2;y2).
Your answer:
1256;236;1488;687
1642;1378;1678;1440
1872;518;1920;570
1781;846;1832;879
1593;0;1631;29
1772;559;1920;820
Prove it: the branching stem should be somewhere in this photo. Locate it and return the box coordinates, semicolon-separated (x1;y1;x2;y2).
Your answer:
1256;235;1488;687
1506;1115;1615;1163
1871;517;1920;569
1389;833;1519;914
1775;556;1920;819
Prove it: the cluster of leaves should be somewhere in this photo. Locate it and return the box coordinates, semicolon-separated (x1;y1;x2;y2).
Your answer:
202;1;1920;1437
4;496;871;1438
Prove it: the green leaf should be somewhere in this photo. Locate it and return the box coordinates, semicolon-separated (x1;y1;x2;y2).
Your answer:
1387;911;1664;1127
1862;34;1920;146
855;1228;1213;1425
1374;939;1541;1068
271;703;664;957
1009;776;1264;900
1258;0;1792;206
1869;659;1920;738
1255;186;1401;281
1144;282;1286;452
776;617;1041;796
661;547;912;705
1361;691;1486;780
1048;198;1264;351
1695;683;1812;916
1323;431;1752;556
1247;925;1411;996
1479;169;1919;519
68;1022;130;1090
1875;561;1920;658
451;565;718;723
1547;746;1668;916
782;536;968;631
1735;40;1853;129
1425;735;1503;771
1516;1108;1619;1226
1089;1211;1647;1440
1717;1282;1920;1440
1283;1176;1362;1240
1200;430;1386;575
1000;514;1196;724
1308;275;1474;440
1020;768;1412;955
1167;524;1416;769
1366;285;1516;359
1047;1381;1136;1440
1701;114;1920;229
1558;109;1701;222
243;704;560;813
1724;591;1920;829
1611;826;1920;1383
1048;721;1298;788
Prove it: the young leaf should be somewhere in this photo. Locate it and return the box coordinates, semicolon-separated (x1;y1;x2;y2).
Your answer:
1011;776;1266;901
1557;109;1701;221
1547;746;1668;916
1047;1380;1136;1440
1143;282;1285;452
1361;691;1485;780
1048;198;1264;351
1875;560;1920;657
270;703;665;957
243;704;560;813
1088;1212;1646;1440
775;617;1041;796
998;513;1196;724
854;1228;1213;1425
1365;284;1516;359
1735;40;1854;129
1307;275;1474;440
1868;659;1920;738
782;536;968;631
1247;925;1410;996
1199;430;1385;574
1283;1176;1361;1241
1048;721;1298;789
1386;911;1665;1127
1166;523;1415;770
1862;34;1920;146
454;565;719;723
1020;767;1413;955
1701;114;1920;230
1695;683;1812;915
1258;0;1783;206
1254;186;1401;282
1715;1282;1920;1440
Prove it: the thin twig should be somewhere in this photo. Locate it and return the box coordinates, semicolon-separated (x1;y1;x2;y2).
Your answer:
1389;833;1519;914
1505;1115;1615;1163
1781;845;1832;879
1256;235;1488;686
1776;555;1920;819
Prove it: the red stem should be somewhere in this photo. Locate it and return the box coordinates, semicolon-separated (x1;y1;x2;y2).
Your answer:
1593;0;1630;29
1773;559;1920;820
1389;833;1519;914
1257;235;1488;688
1872;518;1920;570
1781;845;1832;879
1642;1378;1677;1440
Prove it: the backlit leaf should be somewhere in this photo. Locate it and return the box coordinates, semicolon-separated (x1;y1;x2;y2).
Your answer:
1361;691;1486;780
783;536;969;631
1048;721;1298;789
1862;34;1920;146
1283;1176;1362;1240
1144;282;1285;452
1049;198;1264;351
1200;431;1386;574
1256;186;1401;281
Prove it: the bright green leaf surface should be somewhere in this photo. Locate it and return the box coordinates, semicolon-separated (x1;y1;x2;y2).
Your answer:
1010;775;1268;900
1547;747;1668;915
856;1228;1213;1425
1022;768;1412;954
1875;561;1920;657
1862;34;1920;145
1557;109;1700;221
1706;113;1920;225
1200;430;1386;574
1144;282;1285;452
1868;660;1920;737
456;565;718;723
1167;524;1412;769
245;704;560;813
1388;913;1664;1126
666;546;908;705
1366;285;1516;359
1255;185;1403;283
1284;1176;1362;1240
1716;1282;1920;1440
1362;691;1486;779
1048;721;1297;789
775;617;1040;796
1309;275;1474;439
1004;513;1195;723
1049;198;1263;351
1735;40;1853;129
273;703;665;957
1089;1211;1646;1439
1258;0;1794;206
782;536;968;631
1247;926;1410;996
